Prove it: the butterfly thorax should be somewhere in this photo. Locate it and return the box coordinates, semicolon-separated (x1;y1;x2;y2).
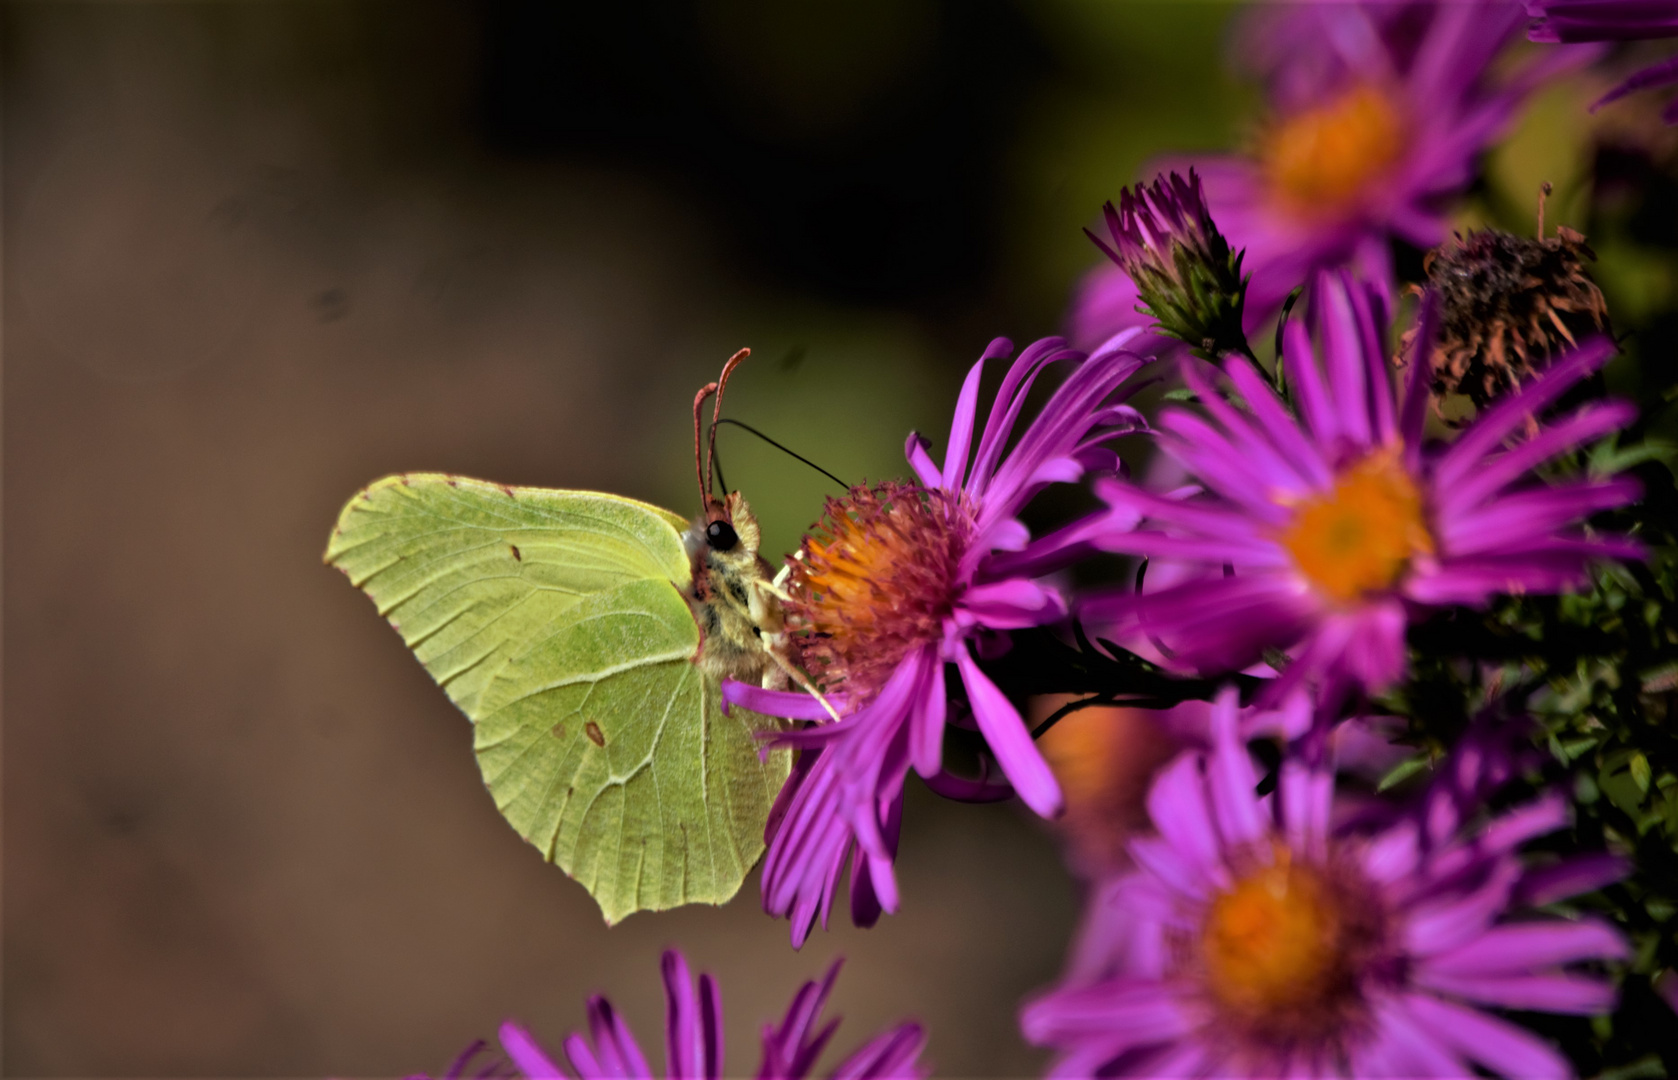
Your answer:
683;491;788;687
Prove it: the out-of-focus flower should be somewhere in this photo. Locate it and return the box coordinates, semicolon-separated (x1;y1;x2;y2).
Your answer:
1074;270;1640;707
725;334;1150;946
413;951;927;1080
1087;170;1250;359
1021;690;1630;1079
1413;212;1609;408
1529;0;1678;119
1072;0;1589;347
1033;698;1184;879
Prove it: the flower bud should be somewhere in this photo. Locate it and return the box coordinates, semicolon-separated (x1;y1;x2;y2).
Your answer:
1088;169;1249;357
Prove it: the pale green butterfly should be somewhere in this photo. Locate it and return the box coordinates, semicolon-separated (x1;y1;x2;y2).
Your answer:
324;350;818;924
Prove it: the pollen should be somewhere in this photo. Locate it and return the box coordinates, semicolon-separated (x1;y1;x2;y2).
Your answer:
1279;448;1433;604
1199;851;1384;1051
785;481;971;702
1262;84;1406;218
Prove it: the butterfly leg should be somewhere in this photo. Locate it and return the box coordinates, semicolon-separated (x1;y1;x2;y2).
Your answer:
762;637;842;723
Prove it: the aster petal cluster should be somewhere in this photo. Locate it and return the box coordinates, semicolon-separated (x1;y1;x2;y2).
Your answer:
726;333;1149;945
1021;691;1630;1079
1077;269;1641;708
1072;0;1593;348
414;951;926;1080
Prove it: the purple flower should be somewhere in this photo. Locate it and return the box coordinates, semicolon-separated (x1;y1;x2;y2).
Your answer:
726;334;1149;945
1074;270;1641;706
1529;0;1678;119
1072;0;1587;347
1020;690;1630;1079
415;950;927;1080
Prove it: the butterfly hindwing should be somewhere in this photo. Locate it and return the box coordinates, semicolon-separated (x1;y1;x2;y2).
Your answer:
325;473;790;923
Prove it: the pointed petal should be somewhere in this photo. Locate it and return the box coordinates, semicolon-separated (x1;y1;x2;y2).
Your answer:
955;647;1062;818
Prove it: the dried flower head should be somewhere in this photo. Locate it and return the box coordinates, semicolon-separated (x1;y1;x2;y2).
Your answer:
1410;190;1610;408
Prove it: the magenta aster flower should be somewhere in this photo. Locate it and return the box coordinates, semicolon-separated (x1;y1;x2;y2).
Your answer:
1021;690;1630;1079
1076;270;1641;706
726;333;1150;946
417;950;927;1080
1072;0;1588;347
1529;0;1678;119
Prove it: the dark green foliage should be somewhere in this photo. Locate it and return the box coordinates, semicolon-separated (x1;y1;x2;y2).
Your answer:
1388;437;1678;1075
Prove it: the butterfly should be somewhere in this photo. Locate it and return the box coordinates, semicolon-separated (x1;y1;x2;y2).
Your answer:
324;349;812;924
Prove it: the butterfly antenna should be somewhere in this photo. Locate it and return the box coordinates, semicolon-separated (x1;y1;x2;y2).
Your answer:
710;418;849;489
694;381;719;512
706;348;750;506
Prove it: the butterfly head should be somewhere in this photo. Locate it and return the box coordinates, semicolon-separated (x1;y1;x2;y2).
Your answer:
699;490;762;565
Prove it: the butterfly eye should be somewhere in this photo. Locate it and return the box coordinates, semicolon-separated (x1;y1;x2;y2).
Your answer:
706;520;739;551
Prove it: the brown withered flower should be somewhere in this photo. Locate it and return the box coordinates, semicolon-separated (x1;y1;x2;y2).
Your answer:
1405;186;1609;411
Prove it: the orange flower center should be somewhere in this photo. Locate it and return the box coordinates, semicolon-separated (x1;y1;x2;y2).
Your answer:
1202;858;1348;1023
786;482;970;702
1279;448;1433;604
1262;84;1406;218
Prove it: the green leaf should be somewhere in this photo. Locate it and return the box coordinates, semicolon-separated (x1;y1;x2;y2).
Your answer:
1376;755;1429;793
1600;748;1650;818
1631;751;1653;795
325;474;790;924
1588;435;1677;477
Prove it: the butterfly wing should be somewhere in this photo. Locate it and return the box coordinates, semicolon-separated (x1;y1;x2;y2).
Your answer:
324;473;790;924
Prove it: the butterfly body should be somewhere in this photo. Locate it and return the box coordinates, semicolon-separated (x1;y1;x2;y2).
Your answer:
682;491;790;688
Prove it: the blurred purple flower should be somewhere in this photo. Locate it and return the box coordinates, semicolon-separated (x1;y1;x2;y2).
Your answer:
1529;0;1678;119
413;950;927;1080
1072;0;1589;347
726;333;1150;946
1021;689;1630;1079
1072;270;1641;706
1532;0;1678;40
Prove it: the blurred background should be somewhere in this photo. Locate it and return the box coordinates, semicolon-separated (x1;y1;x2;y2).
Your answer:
4;2;1670;1076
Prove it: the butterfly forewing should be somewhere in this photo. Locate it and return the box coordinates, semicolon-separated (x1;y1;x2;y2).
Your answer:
325;474;790;923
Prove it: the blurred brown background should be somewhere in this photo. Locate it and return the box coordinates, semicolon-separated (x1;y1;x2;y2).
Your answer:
1;2;1255;1076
